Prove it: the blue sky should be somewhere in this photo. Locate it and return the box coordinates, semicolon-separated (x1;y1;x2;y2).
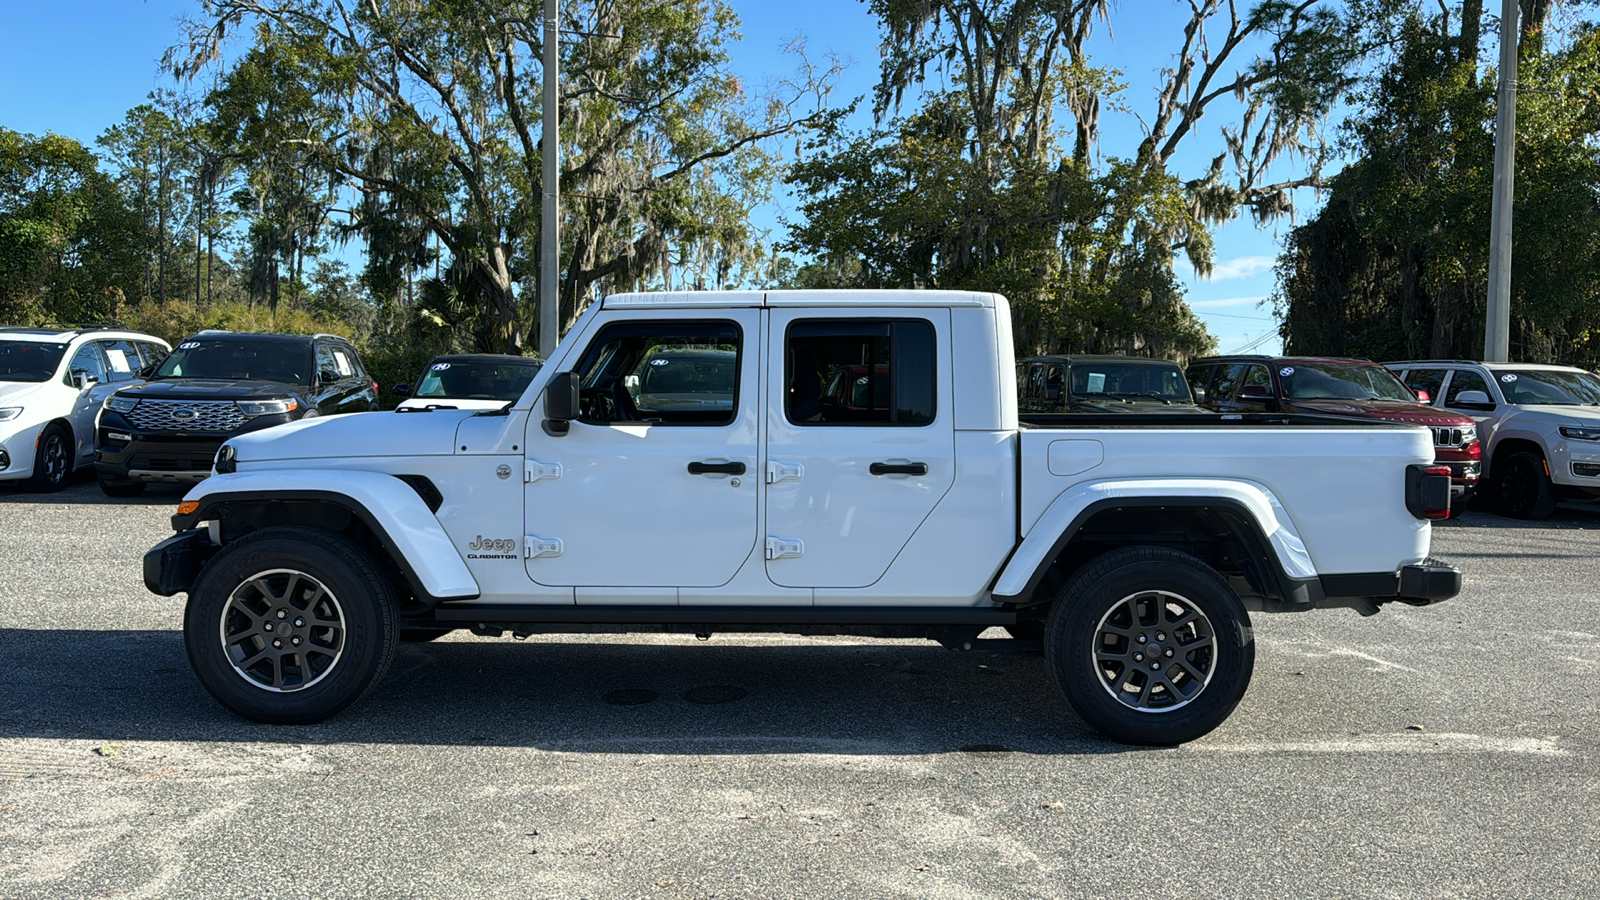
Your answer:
0;0;1291;353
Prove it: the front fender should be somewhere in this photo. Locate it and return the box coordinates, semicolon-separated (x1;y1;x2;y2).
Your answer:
991;478;1315;601
174;469;480;601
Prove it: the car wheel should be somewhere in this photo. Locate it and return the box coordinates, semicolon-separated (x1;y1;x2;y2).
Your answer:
1044;546;1254;746
1495;450;1558;520
184;526;399;724
98;474;146;497
24;424;71;493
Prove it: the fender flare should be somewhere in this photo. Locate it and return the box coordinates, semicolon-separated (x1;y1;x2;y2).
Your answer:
991;478;1317;605
173;470;480;602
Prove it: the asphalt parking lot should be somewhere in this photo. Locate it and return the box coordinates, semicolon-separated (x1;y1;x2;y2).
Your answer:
2;479;1598;899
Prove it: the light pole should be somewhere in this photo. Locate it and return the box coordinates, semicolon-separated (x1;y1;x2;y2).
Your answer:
1485;0;1518;363
539;0;560;360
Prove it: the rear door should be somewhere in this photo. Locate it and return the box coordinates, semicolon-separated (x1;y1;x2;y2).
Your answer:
764;309;955;588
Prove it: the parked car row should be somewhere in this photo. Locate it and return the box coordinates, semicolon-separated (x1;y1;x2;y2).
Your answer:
1018;351;1600;520
0;323;542;496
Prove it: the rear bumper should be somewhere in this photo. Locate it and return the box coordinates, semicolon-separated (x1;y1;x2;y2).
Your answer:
1312;560;1463;614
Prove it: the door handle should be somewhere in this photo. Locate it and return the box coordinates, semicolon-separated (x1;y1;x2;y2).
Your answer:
870;461;928;476
688;461;746;476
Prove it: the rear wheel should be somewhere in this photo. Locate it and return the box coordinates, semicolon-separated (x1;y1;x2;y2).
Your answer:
184;526;398;724
24;424;70;492
1044;546;1254;745
1495;450;1558;520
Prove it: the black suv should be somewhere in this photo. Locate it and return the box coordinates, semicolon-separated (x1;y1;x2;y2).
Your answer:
95;332;376;495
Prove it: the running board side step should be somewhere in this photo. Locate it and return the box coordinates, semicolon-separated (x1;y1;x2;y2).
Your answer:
430;604;1018;627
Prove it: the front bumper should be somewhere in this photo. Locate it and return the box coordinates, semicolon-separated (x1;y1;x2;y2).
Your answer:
97;411;294;483
0;421;44;481
144;529;217;596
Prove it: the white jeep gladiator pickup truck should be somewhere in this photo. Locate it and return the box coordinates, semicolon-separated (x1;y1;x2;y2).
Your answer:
145;291;1461;745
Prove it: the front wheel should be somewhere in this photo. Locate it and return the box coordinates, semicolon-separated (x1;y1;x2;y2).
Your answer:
1495;451;1557;520
1044;546;1254;745
24;424;71;492
184;526;399;724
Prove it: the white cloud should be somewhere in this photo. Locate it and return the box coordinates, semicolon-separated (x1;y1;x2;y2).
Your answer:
1180;255;1276;282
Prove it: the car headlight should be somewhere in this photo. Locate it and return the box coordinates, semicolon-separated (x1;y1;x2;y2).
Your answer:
0;407;21;422
1559;426;1600;441
236;398;299;416
1462;425;1477;443
104;394;139;413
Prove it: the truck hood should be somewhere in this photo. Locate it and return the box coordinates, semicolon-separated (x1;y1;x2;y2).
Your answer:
1290;399;1474;427
396;397;510;412
120;378;309;401
0;382;44;405
226;409;474;461
1511;404;1600;425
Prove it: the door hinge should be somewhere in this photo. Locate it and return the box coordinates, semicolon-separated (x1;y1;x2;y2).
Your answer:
766;460;804;484
524;536;563;559
525;460;562;483
765;536;804;560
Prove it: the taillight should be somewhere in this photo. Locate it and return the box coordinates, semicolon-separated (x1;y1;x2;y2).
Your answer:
372;381;379;399
1406;464;1453;520
1466;439;1481;459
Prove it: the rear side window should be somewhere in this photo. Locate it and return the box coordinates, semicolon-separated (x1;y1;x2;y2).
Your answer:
787;319;936;426
1403;368;1447;402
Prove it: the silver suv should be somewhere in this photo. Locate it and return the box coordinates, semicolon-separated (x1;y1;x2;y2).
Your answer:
1386;360;1600;519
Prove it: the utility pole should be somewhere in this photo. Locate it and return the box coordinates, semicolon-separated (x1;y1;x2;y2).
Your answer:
539;0;560;360
1485;0;1518;363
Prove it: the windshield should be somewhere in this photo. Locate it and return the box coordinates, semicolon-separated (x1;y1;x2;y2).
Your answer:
0;341;68;383
155;339;312;384
1070;363;1191;401
1280;363;1413;401
414;358;542;401
1497;369;1600;406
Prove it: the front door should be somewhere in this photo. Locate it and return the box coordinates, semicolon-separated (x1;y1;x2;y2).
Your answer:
523;310;761;588
764;309;955;588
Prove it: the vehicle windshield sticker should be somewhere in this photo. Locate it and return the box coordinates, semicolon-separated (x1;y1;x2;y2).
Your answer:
1501;373;1518;382
650;358;670;366
431;362;451;371
105;348;131;372
1280;367;1295;377
179;341;200;350
1086;372;1106;393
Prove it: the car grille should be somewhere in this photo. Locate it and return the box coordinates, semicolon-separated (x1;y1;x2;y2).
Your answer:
1431;426;1469;448
127;400;249;433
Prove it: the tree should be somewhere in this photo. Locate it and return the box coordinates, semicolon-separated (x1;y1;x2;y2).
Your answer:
175;0;835;352
1275;1;1600;365
97;101;194;305
0;129;142;324
786;0;1369;359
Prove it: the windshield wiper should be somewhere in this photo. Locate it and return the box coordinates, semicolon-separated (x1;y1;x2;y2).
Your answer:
1108;392;1174;404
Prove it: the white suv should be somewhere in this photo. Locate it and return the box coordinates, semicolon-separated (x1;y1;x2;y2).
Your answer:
1386;360;1600;519
0;327;172;492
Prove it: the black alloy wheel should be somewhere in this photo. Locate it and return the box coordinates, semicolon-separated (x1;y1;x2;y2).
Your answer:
25;424;70;492
1495;450;1558;520
185;526;398;724
1045;546;1254;745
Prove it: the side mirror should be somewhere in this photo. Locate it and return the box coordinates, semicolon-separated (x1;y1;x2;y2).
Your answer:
1239;384;1273;400
137;363;157;379
1192;387;1207;404
1413;388;1431;403
393;383;412;398
542;371;580;435
74;371;99;390
320;370;341;385
1454;390;1494;409
1044;385;1061;403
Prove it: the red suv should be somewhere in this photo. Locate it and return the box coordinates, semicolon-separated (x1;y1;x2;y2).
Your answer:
1186;356;1481;500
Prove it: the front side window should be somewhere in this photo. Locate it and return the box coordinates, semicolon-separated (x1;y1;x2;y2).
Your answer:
1209;364;1249;403
67;343;108;385
157;339;312;385
1444;369;1493;406
1185;365;1214;400
0;341;68;383
570;321;740;425
1496;369;1600;406
787;319;936;426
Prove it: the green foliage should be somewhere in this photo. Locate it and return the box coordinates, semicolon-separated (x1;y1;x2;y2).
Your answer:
1277;8;1600;366
119;298;352;347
